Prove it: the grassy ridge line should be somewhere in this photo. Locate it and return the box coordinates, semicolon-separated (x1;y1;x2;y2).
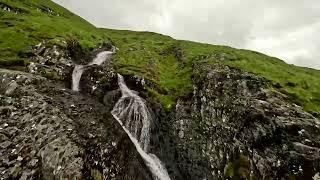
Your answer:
181;41;320;114
0;0;319;115
99;28;320;114
0;0;108;64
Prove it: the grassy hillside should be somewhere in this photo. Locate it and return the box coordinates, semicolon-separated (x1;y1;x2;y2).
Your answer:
0;0;108;65
1;0;320;116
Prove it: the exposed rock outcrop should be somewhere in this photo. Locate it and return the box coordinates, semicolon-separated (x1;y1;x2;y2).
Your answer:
1;43;319;180
0;44;152;179
164;63;320;179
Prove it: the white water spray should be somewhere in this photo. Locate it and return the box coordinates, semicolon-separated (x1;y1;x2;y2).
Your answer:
72;50;114;91
72;65;84;91
112;74;171;180
89;51;113;66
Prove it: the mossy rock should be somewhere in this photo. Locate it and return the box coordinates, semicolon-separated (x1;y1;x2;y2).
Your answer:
225;155;251;180
91;169;103;180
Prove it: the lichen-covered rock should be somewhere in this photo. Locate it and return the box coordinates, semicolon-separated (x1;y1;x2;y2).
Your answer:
28;41;73;81
0;69;81;179
165;64;320;179
0;69;152;180
1;42;320;180
39;136;84;179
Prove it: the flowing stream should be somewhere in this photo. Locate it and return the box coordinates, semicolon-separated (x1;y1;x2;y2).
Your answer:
72;65;84;91
72;50;113;91
71;48;171;179
111;74;171;180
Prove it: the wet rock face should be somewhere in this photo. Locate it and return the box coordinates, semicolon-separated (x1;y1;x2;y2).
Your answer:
0;69;152;179
0;69;79;179
80;64;117;100
170;64;320;179
1;41;320;180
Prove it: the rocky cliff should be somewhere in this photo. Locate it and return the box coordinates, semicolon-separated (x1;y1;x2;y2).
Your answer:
1;0;320;179
0;41;319;180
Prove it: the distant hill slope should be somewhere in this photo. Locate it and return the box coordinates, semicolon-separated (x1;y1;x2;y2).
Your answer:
0;0;319;116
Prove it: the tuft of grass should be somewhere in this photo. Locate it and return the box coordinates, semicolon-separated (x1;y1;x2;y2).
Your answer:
1;0;320;115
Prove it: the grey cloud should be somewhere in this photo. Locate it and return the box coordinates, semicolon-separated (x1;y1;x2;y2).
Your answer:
53;0;320;69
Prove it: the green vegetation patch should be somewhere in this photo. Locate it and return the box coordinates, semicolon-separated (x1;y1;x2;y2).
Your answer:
225;50;320;116
179;40;320;115
0;0;108;66
225;155;251;180
1;0;320;115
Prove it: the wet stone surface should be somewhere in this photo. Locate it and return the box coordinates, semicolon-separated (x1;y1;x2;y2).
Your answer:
1;43;320;180
0;45;152;180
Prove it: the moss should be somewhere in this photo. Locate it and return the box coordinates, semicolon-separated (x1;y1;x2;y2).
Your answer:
145;87;174;111
11;165;22;178
0;58;26;67
225;155;251;180
42;69;61;81
0;133;8;142
91;169;103;180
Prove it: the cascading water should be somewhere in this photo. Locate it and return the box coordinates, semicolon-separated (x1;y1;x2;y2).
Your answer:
88;51;113;66
72;50;114;91
72;65;84;91
112;74;171;180
71;47;170;179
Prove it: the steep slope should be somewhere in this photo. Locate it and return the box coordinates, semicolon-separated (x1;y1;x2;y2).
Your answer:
1;0;320;116
0;0;108;64
1;42;320;179
1;0;320;179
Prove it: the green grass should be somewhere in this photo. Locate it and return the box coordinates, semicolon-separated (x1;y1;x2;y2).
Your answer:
225;50;320;114
179;40;320;115
0;0;109;63
1;0;320;115
96;29;193;107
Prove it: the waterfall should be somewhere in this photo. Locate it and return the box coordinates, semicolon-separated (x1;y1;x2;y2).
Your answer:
72;65;84;91
112;74;171;180
72;50;114;91
89;51;113;66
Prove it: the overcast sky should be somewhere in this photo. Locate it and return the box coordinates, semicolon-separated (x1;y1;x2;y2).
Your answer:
53;0;320;69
